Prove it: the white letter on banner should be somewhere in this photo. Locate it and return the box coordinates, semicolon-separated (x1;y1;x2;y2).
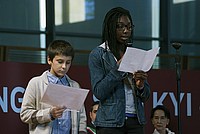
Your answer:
11;87;25;113
169;92;184;116
187;93;191;116
153;92;168;108
0;87;8;112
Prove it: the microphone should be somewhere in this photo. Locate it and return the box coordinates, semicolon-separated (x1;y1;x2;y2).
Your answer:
172;42;181;50
126;42;133;47
124;41;133;47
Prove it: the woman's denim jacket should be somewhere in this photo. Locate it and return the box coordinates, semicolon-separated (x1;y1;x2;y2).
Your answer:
88;43;150;127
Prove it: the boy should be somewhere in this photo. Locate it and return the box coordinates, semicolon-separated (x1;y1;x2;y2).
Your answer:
20;40;87;134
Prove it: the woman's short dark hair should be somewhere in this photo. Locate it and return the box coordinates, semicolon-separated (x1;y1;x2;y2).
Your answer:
150;105;171;119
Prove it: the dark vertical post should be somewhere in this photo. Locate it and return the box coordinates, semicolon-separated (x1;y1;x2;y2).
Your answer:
46;0;55;48
159;0;170;68
172;42;182;134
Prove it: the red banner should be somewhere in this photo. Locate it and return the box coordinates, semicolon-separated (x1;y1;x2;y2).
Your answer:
0;62;199;134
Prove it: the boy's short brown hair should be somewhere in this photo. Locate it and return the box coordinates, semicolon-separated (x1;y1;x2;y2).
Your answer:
47;40;75;61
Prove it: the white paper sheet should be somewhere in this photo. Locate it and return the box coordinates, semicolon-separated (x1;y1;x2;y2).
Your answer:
118;47;160;73
41;83;89;111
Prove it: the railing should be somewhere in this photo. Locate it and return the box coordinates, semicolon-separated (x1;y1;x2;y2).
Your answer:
0;45;200;70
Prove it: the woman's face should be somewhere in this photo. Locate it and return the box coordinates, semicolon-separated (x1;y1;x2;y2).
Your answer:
116;15;132;45
151;109;170;132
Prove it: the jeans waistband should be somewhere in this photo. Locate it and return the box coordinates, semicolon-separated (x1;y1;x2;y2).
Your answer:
125;113;137;117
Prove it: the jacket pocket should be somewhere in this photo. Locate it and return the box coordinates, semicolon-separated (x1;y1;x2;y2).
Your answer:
99;103;117;122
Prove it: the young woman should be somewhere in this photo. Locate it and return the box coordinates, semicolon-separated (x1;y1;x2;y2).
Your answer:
88;7;150;134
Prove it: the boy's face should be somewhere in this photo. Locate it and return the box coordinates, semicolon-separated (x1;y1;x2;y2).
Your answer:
48;54;72;78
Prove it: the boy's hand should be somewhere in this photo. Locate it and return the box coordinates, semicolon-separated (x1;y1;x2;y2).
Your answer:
50;106;66;119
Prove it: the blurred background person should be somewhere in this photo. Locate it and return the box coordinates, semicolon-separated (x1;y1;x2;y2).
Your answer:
87;101;99;134
150;105;175;134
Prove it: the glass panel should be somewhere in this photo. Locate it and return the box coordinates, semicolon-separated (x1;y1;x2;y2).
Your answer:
55;0;153;37
73;52;89;66
0;0;40;30
170;0;198;40
188;57;200;70
133;40;155;50
55;36;101;66
169;43;200;56
55;36;101;51
0;33;41;47
6;48;46;64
